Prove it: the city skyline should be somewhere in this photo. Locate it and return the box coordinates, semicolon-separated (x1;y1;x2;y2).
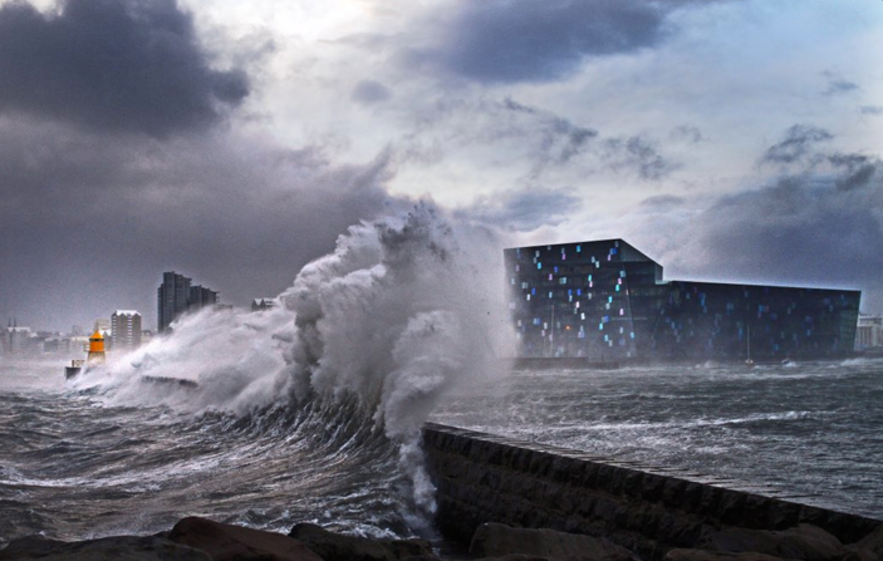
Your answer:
0;0;881;331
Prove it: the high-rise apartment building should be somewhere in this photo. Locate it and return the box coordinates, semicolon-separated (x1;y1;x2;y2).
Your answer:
505;239;861;362
157;272;219;332
111;310;142;350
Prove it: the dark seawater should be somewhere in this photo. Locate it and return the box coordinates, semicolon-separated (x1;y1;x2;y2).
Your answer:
2;356;882;547
0;360;411;546
433;358;883;520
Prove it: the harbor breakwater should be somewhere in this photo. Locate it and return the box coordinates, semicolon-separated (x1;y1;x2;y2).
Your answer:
422;423;881;560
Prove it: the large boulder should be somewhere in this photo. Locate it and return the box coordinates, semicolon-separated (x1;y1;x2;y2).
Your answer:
469;523;640;561
169;516;322;561
0;534;211;560
696;524;847;561
288;522;434;561
852;525;883;561
665;549;797;561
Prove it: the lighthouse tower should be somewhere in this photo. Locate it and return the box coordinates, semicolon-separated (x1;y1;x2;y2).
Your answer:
87;330;106;365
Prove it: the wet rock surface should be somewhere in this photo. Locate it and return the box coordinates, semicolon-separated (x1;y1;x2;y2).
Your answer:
3;519;881;561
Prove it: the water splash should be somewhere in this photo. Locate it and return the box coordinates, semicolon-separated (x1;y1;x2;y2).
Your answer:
73;203;513;528
282;204;512;519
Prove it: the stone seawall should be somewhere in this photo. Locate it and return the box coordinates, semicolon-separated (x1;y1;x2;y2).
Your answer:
422;423;881;560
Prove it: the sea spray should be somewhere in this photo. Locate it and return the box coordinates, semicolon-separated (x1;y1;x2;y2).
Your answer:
85;303;295;414
282;204;513;520
72;203;513;531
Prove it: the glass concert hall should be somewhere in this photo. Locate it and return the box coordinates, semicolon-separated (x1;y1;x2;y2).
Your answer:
505;240;860;362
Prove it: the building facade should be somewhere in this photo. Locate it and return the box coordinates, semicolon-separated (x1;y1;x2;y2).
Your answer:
111;310;142;350
855;315;883;350
505;239;861;362
157;272;219;332
251;298;278;311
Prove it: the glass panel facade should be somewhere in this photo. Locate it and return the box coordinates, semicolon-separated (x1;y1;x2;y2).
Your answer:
505;240;860;361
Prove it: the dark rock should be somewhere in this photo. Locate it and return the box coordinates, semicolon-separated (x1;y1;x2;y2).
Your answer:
697;524;846;561
469;522;640;561
170;516;322;561
289;522;434;561
0;534;211;560
853;525;883;560
475;556;567;561
665;548;797;561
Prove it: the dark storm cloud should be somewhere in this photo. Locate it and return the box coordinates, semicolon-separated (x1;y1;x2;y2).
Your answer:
351;80;392;105
455;186;582;231
0;117;398;331
0;0;249;137
761;125;833;165
406;0;727;84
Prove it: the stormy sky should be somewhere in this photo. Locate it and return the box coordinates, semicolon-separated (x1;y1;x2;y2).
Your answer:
0;0;881;332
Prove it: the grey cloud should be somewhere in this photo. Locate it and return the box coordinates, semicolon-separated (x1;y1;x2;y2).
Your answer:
0;0;249;138
669;125;704;144
0;118;398;331
398;96;676;182
761;125;833;165
603;135;675;180
501;98;598;172
828;153;880;191
352;80;392;105
645;153;883;313
406;0;729;84
860;106;883;116
640;194;687;208
823;72;861;95
455;186;582;231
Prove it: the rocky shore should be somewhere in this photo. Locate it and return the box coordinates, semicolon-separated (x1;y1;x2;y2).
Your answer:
3;516;882;561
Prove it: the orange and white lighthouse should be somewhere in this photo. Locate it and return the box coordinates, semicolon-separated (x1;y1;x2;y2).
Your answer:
87;330;106;365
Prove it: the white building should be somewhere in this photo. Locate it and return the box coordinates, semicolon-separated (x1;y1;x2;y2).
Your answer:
111;310;142;350
856;315;883;350
251;298;278;312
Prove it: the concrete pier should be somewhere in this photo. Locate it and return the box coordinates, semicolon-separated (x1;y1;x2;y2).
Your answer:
422;423;881;560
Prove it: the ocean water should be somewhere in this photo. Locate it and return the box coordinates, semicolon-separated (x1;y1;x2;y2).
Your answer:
2;210;881;547
3;357;882;548
434;359;883;520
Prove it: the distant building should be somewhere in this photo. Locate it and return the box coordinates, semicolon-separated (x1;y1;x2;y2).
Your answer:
3;320;38;356
506;239;861;362
251;298;278;312
855;315;883;350
111;310;142;350
157;271;219;332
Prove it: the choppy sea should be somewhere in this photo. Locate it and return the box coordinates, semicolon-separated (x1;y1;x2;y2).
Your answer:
2;356;882;547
